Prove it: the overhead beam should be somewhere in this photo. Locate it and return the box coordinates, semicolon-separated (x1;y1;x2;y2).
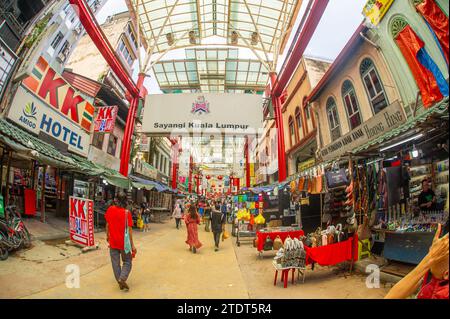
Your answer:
273;0;329;97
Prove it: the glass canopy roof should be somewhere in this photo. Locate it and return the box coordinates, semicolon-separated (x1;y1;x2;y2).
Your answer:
132;0;302;57
153;48;269;93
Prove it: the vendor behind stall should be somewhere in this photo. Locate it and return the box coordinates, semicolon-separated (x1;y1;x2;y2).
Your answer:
418;179;437;212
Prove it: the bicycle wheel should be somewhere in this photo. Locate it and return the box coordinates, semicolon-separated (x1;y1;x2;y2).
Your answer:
21;228;32;249
0;246;8;261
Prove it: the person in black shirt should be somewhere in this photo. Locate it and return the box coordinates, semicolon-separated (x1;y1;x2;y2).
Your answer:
418;179;437;212
211;204;226;251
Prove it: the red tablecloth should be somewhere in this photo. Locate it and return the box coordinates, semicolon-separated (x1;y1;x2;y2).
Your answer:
256;230;305;252
304;234;358;266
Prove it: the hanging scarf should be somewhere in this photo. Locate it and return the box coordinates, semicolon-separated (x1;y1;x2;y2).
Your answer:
395;25;445;107
415;0;449;64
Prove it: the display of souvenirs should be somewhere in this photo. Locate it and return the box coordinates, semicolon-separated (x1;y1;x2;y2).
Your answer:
274;237;306;268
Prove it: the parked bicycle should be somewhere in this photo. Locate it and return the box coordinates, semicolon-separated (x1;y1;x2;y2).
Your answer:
0;205;31;261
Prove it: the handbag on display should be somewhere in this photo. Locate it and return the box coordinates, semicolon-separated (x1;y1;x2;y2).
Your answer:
325;169;348;189
263;236;274;251
357;215;372;240
273;235;283;250
313;227;322;247
298;177;305;191
321;233;328;246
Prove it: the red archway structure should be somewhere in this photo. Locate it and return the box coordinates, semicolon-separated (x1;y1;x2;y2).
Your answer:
69;0;329;183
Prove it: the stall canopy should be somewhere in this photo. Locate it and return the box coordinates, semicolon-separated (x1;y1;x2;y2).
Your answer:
129;175;170;192
0;118;77;169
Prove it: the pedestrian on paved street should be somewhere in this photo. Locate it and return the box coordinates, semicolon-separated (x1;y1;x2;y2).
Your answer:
211;203;226;252
185;204;202;253
204;201;212;232
172;199;183;229
105;192;137;291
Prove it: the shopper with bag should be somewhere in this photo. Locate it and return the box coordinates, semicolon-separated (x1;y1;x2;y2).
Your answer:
211;203;226;252
185;205;202;253
105;192;137;292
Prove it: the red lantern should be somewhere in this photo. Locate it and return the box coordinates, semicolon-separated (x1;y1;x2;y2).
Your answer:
206;175;211;180
217;175;223;180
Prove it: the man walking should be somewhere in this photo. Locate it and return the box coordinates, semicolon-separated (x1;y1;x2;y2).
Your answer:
105;192;137;291
211;203;226;251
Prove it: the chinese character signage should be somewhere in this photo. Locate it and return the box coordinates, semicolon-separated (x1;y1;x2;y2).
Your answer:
94;106;118;133
21;56;95;132
363;0;394;26
69;196;95;247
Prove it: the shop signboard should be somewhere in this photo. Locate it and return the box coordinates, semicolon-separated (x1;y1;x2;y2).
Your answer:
94;106;118;133
69;196;95;247
21;56;95;132
298;158;315;173
319;101;406;161
134;160;158;180
362;0;395;26
139;135;149;152
142;93;264;136
7;86;90;156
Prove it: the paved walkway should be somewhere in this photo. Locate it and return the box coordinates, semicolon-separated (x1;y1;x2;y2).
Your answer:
1;220;389;299
23;221;249;299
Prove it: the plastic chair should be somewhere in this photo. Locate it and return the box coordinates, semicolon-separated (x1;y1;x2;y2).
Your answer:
358;239;371;260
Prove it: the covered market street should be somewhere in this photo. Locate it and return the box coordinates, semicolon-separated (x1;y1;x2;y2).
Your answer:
0;221;388;299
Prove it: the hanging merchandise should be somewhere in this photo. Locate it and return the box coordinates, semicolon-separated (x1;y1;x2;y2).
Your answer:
273;235;283;250
325;168;348;189
415;0;449;64
263;236;274;251
394;24;447;107
298;177;305;192
254;212;266;225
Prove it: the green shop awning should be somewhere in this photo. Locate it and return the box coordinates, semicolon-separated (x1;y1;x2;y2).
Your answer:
0;119;77;169
131;181;155;190
352;98;449;154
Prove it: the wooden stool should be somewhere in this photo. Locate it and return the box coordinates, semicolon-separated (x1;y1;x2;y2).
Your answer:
358;239;371;260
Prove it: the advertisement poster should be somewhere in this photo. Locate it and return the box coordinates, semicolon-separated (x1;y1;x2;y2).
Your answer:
94;106;118;133
69;196;94;247
362;0;394;26
7;86;91;156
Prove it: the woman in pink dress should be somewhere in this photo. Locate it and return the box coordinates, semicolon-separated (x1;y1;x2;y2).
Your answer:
185;204;202;253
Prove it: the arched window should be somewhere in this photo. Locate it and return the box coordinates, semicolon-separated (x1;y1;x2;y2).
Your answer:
342;80;362;129
360;58;388;114
326;97;341;141
295;107;302;138
288;116;296;147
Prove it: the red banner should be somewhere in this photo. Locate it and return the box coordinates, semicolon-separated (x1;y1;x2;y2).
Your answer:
94;106;118;133
69;196;95;247
395;25;443;108
416;0;449;64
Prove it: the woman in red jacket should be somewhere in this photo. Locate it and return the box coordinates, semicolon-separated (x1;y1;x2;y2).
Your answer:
185;205;202;253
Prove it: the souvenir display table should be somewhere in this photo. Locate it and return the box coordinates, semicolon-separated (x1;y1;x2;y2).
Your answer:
304;234;358;267
256;227;304;253
271;235;358;288
272;261;306;288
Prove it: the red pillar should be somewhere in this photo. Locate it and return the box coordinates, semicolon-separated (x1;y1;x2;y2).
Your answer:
196;175;200;195
245;138;251;188
188;155;193;193
120;73;146;176
169;138;180;191
270;73;287;182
